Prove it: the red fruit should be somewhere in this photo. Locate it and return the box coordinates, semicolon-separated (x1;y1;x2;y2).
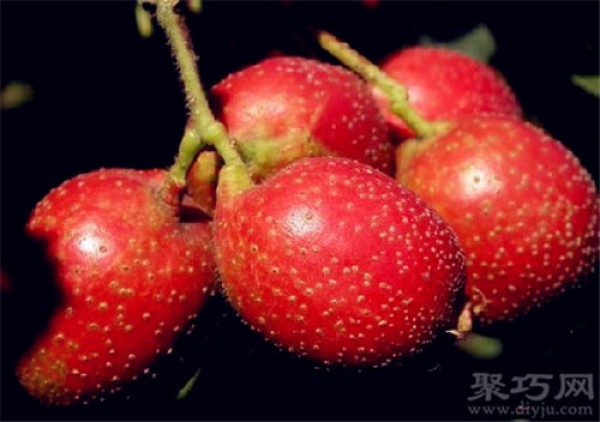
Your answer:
212;56;393;180
16;169;216;405
396;115;599;324
373;47;522;141
214;157;466;366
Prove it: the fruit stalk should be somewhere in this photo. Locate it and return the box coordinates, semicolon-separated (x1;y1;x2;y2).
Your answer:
152;0;251;199
161;124;204;205
318;31;441;139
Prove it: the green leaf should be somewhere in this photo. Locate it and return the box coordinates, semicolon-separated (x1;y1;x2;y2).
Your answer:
456;333;503;360
419;24;496;63
572;75;600;98
0;81;34;110
176;368;201;400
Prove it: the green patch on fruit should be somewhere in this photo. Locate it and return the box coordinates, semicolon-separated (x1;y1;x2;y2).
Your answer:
237;135;332;181
572;75;600;97
419;24;496;63
456;333;503;360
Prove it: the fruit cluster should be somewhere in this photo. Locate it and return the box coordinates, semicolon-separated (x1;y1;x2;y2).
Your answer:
12;0;598;408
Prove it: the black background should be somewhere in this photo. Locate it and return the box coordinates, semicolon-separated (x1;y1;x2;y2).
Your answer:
1;1;599;421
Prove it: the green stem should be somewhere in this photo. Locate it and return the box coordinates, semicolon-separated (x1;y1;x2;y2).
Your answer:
152;0;250;203
318;31;439;139
162;123;203;199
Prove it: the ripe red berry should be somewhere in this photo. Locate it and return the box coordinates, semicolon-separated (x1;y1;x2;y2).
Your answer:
373;47;522;141
212;56;393;180
396;115;599;324
214;157;466;366
16;169;216;405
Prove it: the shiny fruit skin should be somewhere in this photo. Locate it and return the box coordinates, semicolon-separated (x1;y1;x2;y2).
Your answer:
214;157;466;366
16;169;216;405
212;56;393;180
373;47;522;141
396;115;599;324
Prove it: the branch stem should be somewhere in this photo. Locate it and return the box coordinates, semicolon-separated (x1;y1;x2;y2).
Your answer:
152;0;250;204
318;31;438;139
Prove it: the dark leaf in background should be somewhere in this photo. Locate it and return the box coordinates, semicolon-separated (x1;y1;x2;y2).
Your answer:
572;75;600;97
